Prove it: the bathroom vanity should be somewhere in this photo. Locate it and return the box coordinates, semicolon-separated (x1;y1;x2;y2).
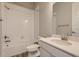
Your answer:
39;37;79;57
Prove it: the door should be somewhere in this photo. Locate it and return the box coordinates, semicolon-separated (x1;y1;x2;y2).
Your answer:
1;3;34;57
72;3;79;36
40;48;51;57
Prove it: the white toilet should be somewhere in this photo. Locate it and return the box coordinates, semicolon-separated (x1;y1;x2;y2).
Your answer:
26;44;40;57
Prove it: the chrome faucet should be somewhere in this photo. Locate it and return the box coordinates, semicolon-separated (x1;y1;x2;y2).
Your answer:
61;36;68;41
61;34;68;41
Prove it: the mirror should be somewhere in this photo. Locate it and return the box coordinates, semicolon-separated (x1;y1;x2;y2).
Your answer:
53;2;72;36
53;2;79;36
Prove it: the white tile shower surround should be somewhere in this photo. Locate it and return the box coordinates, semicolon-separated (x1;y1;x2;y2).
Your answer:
1;3;35;57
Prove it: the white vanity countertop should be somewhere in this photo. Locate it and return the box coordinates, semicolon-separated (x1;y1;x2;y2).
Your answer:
39;37;79;57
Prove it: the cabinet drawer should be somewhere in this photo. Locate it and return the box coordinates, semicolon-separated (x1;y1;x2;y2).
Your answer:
39;41;73;57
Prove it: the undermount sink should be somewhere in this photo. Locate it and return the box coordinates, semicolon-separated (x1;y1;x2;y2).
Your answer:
52;40;72;46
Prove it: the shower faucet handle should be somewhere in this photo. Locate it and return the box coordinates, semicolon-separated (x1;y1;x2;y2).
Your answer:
0;19;3;21
4;35;9;39
5;40;11;42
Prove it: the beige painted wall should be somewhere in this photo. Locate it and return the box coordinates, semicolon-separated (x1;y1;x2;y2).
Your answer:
34;4;39;41
72;3;79;36
54;2;72;35
38;2;53;37
0;3;2;56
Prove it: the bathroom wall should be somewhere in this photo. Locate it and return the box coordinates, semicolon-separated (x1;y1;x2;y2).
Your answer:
54;2;72;35
0;3;2;56
34;3;39;41
38;2;53;37
72;3;79;36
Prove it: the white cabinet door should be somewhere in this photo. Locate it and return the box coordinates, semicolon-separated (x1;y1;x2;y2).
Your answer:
1;3;34;57
39;41;73;57
40;48;51;57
